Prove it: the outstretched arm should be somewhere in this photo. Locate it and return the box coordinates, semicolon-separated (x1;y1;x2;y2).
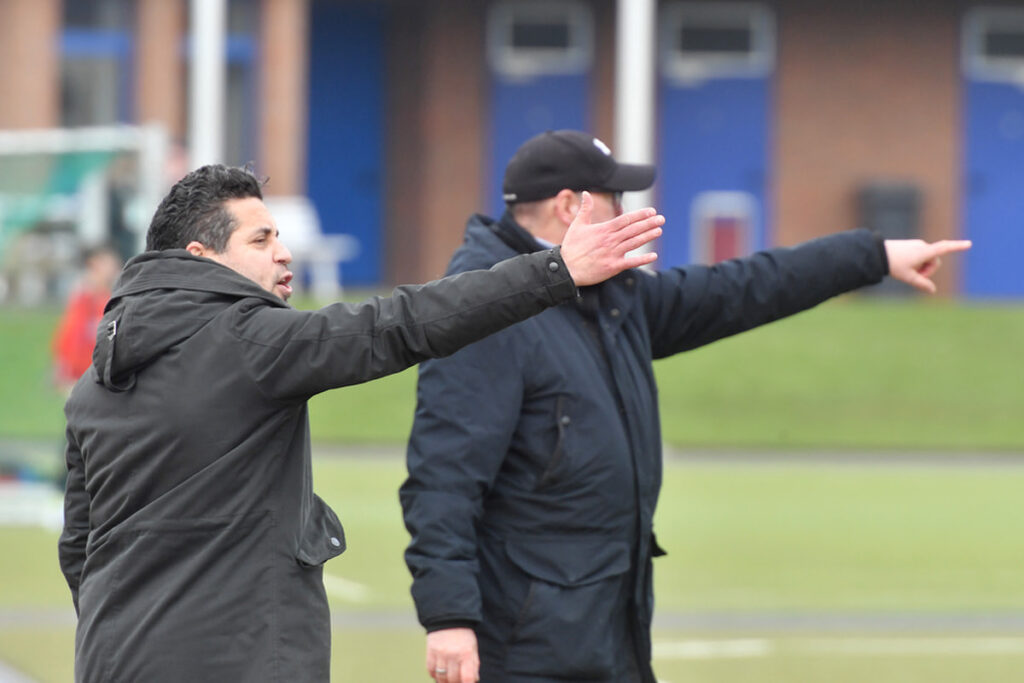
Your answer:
643;231;973;359
241;195;665;399
884;239;972;293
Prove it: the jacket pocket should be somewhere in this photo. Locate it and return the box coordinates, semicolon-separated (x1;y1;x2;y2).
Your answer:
535;395;571;490
502;536;632;678
296;494;347;567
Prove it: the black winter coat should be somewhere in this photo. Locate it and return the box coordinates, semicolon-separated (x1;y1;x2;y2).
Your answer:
58;247;577;682
401;213;887;682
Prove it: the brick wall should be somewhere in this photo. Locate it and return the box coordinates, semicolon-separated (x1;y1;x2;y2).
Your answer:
0;0;59;129
261;0;310;196
774;0;961;290
387;0;486;283
137;0;186;140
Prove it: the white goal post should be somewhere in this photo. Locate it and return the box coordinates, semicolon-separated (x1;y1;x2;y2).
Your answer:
0;123;169;250
0;124;169;304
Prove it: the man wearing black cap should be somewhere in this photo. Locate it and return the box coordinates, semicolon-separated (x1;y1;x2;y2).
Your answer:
400;130;970;683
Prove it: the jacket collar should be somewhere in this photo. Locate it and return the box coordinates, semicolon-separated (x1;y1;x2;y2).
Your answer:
488;210;546;256
111;249;289;309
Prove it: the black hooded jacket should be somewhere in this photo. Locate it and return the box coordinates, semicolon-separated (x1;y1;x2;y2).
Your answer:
402;213;888;682
58;247;577;682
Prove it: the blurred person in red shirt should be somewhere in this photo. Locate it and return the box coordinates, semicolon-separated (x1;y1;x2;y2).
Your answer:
52;245;122;392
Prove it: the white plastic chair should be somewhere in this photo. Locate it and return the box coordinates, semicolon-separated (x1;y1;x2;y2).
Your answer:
263;195;360;301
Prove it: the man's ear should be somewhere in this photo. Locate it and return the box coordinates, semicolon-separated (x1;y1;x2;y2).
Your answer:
185;241;207;257
552;189;580;226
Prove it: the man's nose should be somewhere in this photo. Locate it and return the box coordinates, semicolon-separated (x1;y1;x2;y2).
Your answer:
276;242;293;265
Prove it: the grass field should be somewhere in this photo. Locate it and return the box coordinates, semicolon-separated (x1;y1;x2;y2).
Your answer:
4;457;1024;681
3;295;1024;449
2;295;1023;680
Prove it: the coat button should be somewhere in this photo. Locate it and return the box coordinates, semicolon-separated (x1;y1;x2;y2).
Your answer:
626;277;634;286
548;261;560;272
610;308;620;317
330;537;341;547
560;415;571;426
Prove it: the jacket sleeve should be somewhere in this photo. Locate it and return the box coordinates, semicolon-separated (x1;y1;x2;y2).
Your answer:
58;426;90;614
400;328;525;631
643;228;888;359
235;248;576;400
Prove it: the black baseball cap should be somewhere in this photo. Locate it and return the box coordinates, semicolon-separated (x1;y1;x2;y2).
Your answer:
502;129;656;203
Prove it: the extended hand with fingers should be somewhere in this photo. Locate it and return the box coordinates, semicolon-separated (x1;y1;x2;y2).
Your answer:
884;239;972;294
560;191;665;286
426;627;479;683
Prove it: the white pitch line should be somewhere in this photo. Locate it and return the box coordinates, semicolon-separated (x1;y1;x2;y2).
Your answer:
0;659;37;683
322;574;371;603
653;639;773;660
653;636;1024;660
797;636;1024;656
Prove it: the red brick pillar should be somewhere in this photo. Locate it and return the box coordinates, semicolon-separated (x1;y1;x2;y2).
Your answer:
137;0;186;139
260;0;310;196
387;0;486;283
0;0;60;129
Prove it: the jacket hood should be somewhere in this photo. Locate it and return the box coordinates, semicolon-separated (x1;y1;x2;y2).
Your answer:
92;249;289;391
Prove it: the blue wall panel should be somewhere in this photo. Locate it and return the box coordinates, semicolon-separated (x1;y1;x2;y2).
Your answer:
963;80;1024;298
62;29;135;122
307;2;383;285
489;75;590;216
656;77;770;267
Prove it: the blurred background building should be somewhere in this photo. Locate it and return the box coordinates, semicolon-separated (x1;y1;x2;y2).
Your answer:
0;0;1021;298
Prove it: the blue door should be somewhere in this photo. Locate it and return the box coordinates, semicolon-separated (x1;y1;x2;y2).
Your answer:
490;77;590;214
962;9;1024;298
656;2;774;267
307;1;383;285
487;2;594;214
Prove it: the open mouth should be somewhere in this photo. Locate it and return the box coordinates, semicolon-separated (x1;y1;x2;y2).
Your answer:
276;272;294;298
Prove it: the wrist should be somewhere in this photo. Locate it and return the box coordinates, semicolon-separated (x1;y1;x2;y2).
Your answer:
425;620;477;633
876;234;891;275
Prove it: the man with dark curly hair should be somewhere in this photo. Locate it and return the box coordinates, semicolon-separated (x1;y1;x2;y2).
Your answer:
57;163;664;682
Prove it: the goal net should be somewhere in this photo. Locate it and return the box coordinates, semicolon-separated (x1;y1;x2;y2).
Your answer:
0;124;169;305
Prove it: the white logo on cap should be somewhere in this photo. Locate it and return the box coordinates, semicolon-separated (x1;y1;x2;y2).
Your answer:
592;137;612;156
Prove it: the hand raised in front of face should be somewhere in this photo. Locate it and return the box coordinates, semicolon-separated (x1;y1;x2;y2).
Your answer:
560;191;664;287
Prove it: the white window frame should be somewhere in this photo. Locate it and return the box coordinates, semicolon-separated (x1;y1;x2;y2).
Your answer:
487;1;594;80
660;1;775;86
689;191;757;264
963;7;1024;85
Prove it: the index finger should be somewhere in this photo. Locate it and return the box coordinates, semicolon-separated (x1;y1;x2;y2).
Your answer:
607;206;659;232
928;240;972;257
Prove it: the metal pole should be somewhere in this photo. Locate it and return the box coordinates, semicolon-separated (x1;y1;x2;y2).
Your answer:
137;123;170;251
614;0;657;212
189;0;227;168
